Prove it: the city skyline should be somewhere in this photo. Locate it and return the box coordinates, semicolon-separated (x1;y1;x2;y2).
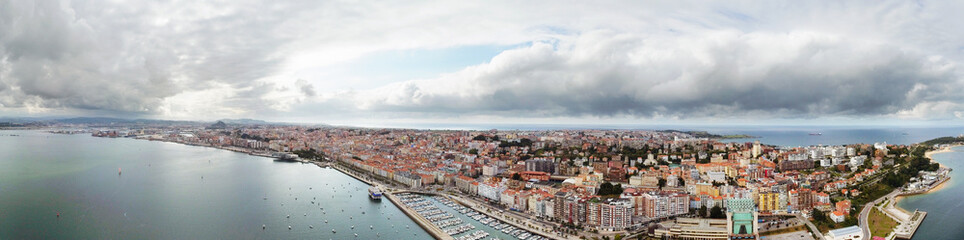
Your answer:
2;1;964;127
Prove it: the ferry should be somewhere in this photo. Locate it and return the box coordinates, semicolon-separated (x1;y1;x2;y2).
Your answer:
368;187;383;200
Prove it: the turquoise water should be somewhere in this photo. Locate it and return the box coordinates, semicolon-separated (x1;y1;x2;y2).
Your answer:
0;130;430;239
896;146;964;240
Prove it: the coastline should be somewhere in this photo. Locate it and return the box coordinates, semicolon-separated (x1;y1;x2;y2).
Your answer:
121;135;453;239
894;145;959;212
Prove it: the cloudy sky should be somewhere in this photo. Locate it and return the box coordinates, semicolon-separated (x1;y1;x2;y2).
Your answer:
1;0;963;126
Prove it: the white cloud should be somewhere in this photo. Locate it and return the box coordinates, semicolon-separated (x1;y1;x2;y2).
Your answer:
1;0;963;123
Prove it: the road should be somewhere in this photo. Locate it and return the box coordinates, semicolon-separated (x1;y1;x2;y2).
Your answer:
795;213;826;240
858;190;898;240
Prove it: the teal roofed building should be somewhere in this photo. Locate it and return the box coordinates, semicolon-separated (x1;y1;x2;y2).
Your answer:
726;198;759;239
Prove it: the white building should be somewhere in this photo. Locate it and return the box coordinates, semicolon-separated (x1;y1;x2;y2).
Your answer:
849;156;867;168
830;211;845;223
477;181;506;201
825;225;862;240
482;165;500;176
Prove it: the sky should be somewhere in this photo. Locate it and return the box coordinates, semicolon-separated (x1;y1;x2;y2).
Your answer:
1;0;964;127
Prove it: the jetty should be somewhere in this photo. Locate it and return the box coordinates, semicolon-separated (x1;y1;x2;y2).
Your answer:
893;210;926;239
385;192;455;240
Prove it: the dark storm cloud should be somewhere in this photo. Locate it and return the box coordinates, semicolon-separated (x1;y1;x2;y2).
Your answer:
356;30;962;119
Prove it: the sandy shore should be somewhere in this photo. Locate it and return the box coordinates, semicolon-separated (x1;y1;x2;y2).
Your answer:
893;145;959;211
924;144;961;166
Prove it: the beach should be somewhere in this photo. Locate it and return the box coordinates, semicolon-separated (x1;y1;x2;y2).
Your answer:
894;145;958;210
924;144;961;168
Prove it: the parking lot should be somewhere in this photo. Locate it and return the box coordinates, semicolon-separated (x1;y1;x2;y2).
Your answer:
761;230;815;240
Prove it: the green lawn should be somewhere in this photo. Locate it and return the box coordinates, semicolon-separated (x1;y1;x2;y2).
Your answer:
869;207;899;238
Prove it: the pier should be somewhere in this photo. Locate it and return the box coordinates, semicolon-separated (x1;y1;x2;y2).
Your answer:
893;210;926;239
446;195;571;240
385;192;455;240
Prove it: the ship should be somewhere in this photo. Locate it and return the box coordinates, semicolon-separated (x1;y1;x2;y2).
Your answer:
368;187;382;201
808;132;822;136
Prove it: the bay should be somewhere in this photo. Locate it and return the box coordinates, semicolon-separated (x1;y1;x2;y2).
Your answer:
0;130;430;239
896;146;964;240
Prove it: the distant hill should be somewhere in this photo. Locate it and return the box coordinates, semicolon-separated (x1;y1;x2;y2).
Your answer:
656;129;755;140
921;136;964;146
0;116;304;127
207;121;228;129
51;117;197;125
216;118;269;125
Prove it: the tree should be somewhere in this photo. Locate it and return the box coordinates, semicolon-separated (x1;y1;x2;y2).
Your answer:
658;178;667;189
698;205;707;218
678;177;686;187
511;173;522;181
598;182;624;196
469;148;478;155
709;206;725;219
812;209;827;223
472;135;488;141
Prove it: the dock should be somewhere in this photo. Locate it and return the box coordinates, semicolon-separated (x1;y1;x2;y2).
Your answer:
894;211;926;239
384;192;455;240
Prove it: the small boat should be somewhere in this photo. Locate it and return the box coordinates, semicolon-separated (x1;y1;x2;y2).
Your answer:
288;226;291;230
262;224;265;230
809;132;822;136
332;229;337;233
118;168;122;175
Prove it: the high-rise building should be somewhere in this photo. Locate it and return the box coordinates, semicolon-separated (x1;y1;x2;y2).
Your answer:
752;141;762;158
525;158;555;173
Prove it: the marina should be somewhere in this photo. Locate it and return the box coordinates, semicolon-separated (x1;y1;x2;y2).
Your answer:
395;193;551;240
